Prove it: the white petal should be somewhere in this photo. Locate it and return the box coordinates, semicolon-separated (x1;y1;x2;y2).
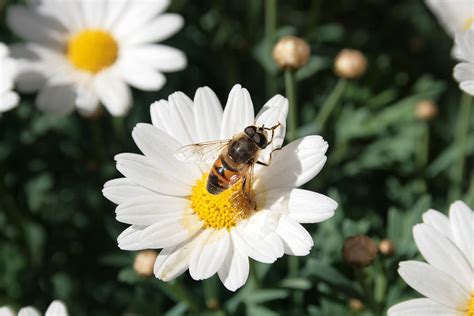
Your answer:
398;261;470;309
132;123;201;183
255;94;288;161
257;136;328;191
75;84;99;115
243;209;281;240
454;62;474;95
425;0;474;36
449;201;474;268
149;95;198;145
122;45;187;72
413;224;472;292
117;58;166;91
6;6;65;46
139;214;203;249
0;91;19;113
276;215;314;256
155;241;194;282
422;209;452;240
189;229;230;280
388;298;458;316
94;70;131;117
36;81;76;115
18;307;40;316
454;27;474;61
117;225;147;251
231;228;283;263
80;0;107;29
115;195;191;225
121;14;184;45
103;178;155;205
220;84;255;139
115;153;192;196
45;300;68;316
113;0;172;39
193;86;224;142
218;238;249;291
0;307;15;316
285;189;338;223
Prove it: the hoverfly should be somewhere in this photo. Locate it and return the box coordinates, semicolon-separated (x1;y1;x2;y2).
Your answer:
174;123;281;204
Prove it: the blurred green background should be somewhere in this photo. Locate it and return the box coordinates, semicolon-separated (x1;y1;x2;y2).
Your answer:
0;0;473;315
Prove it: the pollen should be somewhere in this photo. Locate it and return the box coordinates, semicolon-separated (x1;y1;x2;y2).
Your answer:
67;29;118;73
463;17;474;31
467;293;474;316
190;173;255;230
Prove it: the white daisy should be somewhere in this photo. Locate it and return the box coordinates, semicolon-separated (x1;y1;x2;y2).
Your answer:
0;43;20;113
0;300;68;316
425;0;474;36
103;84;338;291
454;28;474;95
7;0;186;116
388;201;474;316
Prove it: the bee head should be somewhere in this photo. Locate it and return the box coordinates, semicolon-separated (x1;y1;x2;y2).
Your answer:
244;125;268;149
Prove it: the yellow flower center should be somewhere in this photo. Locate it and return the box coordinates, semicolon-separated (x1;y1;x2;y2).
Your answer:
463;16;474;31
190;173;255;230
467;294;474;316
67;29;118;73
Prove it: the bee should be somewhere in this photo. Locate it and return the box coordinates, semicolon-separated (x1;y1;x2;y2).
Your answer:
174;123;281;202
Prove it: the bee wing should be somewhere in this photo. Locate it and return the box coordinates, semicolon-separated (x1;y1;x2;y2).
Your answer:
174;139;231;163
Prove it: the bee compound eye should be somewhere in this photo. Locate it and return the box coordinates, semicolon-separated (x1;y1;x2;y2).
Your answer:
244;126;255;136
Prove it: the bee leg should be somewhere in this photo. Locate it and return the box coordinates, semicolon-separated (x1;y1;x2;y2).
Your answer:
241;176;256;210
256;146;282;166
264;122;281;145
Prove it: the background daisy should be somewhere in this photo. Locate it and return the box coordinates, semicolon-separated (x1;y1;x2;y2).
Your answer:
454;28;474;95
388;201;473;316
103;84;338;291
7;0;186;116
425;0;474;36
0;301;68;316
0;43;20;113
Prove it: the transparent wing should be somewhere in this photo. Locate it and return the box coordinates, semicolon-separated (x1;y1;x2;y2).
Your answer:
174;139;231;163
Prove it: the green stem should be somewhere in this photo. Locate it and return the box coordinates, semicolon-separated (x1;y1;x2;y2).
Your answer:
416;122;429;169
158;281;201;313
450;93;473;200
265;0;278;97
285;69;297;140
467;171;474;206
355;269;376;314
314;79;347;132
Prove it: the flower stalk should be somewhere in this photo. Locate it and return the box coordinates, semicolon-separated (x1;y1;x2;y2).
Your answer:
285;69;298;140
314;79;347;132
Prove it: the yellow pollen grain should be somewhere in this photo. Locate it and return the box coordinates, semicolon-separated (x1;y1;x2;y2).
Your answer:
67;29;118;73
463;17;474;31
467;293;474;316
190;173;254;230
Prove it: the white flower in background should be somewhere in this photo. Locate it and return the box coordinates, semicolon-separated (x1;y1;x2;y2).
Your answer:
388;201;473;316
7;0;186;116
0;300;68;316
454;28;474;95
0;43;20;113
425;0;474;36
103;84;337;291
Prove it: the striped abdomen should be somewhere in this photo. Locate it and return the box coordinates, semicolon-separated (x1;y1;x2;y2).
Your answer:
206;155;243;195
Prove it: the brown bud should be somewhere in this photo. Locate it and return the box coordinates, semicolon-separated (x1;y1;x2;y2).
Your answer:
342;235;378;268
378;239;396;256
334;49;368;79
348;298;364;312
206;298;220;310
81;105;104;120
133;250;158;277
415;100;438;121
272;36;311;70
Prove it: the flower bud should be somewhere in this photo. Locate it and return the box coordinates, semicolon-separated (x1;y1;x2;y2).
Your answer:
342;235;378;268
349;298;364;312
334;49;368;79
415;100;438;121
133;250;158;277
272;36;310;70
378;239;396;256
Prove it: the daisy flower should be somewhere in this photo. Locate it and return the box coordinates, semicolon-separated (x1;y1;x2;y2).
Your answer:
454;28;474;95
0;43;20;113
388;201;473;316
7;0;186;116
425;0;474;36
0;300;68;316
103;84;338;291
